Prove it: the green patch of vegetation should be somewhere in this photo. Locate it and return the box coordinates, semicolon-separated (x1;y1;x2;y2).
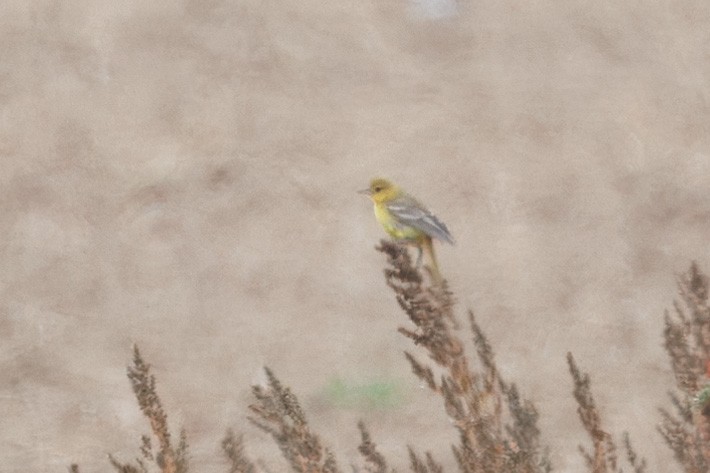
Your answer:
324;377;403;409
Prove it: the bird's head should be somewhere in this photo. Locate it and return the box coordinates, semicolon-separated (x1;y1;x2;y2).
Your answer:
359;178;399;203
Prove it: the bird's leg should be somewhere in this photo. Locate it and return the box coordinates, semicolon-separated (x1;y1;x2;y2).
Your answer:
415;245;423;268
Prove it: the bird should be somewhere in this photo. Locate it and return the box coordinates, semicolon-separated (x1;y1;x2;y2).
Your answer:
359;178;454;283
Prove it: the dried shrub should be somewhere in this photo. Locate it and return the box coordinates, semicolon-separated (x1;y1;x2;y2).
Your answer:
622;432;647;473
80;244;710;473
108;345;189;473
356;421;392;473
248;367;340;473
221;429;257;473
408;447;444;473
659;262;710;472
566;353;646;473
376;240;551;472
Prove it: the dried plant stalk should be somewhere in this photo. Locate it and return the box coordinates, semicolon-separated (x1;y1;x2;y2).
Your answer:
248;367;340;473
222;429;257;473
109;345;188;473
659;262;710;472
567;352;617;473
376;240;551;472
357;421;391;473
566;353;647;473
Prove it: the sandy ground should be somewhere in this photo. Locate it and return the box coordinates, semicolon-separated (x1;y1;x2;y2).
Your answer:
2;1;710;471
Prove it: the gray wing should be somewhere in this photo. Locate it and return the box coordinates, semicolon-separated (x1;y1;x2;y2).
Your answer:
387;194;455;244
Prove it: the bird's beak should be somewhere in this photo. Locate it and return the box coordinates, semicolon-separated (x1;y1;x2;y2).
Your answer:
357;188;371;196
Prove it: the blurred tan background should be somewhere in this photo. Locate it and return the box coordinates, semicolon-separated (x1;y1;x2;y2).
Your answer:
2;0;710;471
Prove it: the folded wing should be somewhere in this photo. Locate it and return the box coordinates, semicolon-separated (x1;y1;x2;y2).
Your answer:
386;195;455;244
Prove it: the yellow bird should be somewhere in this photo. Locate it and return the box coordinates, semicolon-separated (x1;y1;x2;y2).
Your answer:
360;178;454;283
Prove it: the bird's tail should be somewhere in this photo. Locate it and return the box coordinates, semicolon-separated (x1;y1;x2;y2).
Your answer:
421;237;444;285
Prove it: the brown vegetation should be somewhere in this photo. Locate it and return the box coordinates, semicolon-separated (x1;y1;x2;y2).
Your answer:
73;244;710;472
658;262;710;472
107;346;189;473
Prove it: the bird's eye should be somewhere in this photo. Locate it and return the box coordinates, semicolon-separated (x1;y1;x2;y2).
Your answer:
374;186;382;192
